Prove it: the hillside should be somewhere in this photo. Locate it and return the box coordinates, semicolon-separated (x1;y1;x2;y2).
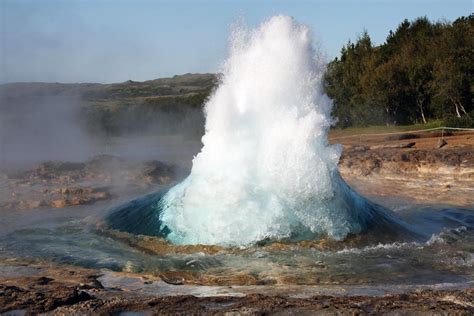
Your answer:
0;73;217;137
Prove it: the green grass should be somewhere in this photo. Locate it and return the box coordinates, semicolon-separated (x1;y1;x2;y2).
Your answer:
329;120;446;138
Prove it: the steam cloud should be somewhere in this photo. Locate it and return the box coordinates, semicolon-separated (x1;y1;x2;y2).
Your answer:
0;88;94;168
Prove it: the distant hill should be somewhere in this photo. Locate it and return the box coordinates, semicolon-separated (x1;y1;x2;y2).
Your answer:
0;73;217;137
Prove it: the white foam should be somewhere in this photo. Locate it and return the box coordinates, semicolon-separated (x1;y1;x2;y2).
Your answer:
158;16;374;246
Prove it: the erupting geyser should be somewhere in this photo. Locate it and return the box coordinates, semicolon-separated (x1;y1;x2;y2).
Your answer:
157;16;379;245
108;15;407;246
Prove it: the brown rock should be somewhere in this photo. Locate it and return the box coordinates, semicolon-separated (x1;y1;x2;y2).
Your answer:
50;199;68;208
25;200;47;209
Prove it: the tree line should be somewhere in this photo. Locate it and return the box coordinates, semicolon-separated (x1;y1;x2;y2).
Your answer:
323;14;473;128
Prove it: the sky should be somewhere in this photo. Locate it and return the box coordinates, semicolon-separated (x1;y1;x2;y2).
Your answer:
0;0;471;84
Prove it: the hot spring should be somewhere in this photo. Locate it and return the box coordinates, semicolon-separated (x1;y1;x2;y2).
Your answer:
107;16;413;246
1;15;472;292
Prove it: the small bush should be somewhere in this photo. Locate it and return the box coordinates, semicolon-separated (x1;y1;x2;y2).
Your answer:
444;115;474;128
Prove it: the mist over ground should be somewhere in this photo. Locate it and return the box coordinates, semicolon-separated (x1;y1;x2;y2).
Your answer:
0;74;215;169
0;84;92;167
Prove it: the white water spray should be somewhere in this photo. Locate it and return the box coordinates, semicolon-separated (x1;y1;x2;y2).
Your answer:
158;16;375;245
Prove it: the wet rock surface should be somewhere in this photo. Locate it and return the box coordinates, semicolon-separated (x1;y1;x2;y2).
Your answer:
51;291;474;315
0;284;93;314
0;264;102;314
0;263;472;315
0;155;177;211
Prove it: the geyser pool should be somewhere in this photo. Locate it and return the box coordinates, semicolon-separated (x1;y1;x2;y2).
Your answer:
108;15;410;246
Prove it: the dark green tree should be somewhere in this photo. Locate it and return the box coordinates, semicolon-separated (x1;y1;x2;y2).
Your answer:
324;15;473;127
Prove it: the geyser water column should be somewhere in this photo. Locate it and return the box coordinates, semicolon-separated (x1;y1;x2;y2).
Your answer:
155;15;382;246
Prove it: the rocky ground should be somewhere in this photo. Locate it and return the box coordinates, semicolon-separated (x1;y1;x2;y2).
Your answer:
0;131;473;314
336;131;474;206
0;262;472;315
0;154;177;212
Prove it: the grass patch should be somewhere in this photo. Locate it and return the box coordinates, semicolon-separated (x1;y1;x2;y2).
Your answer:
329;120;447;138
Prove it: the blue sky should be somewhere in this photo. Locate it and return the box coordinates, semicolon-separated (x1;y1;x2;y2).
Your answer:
1;0;471;83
